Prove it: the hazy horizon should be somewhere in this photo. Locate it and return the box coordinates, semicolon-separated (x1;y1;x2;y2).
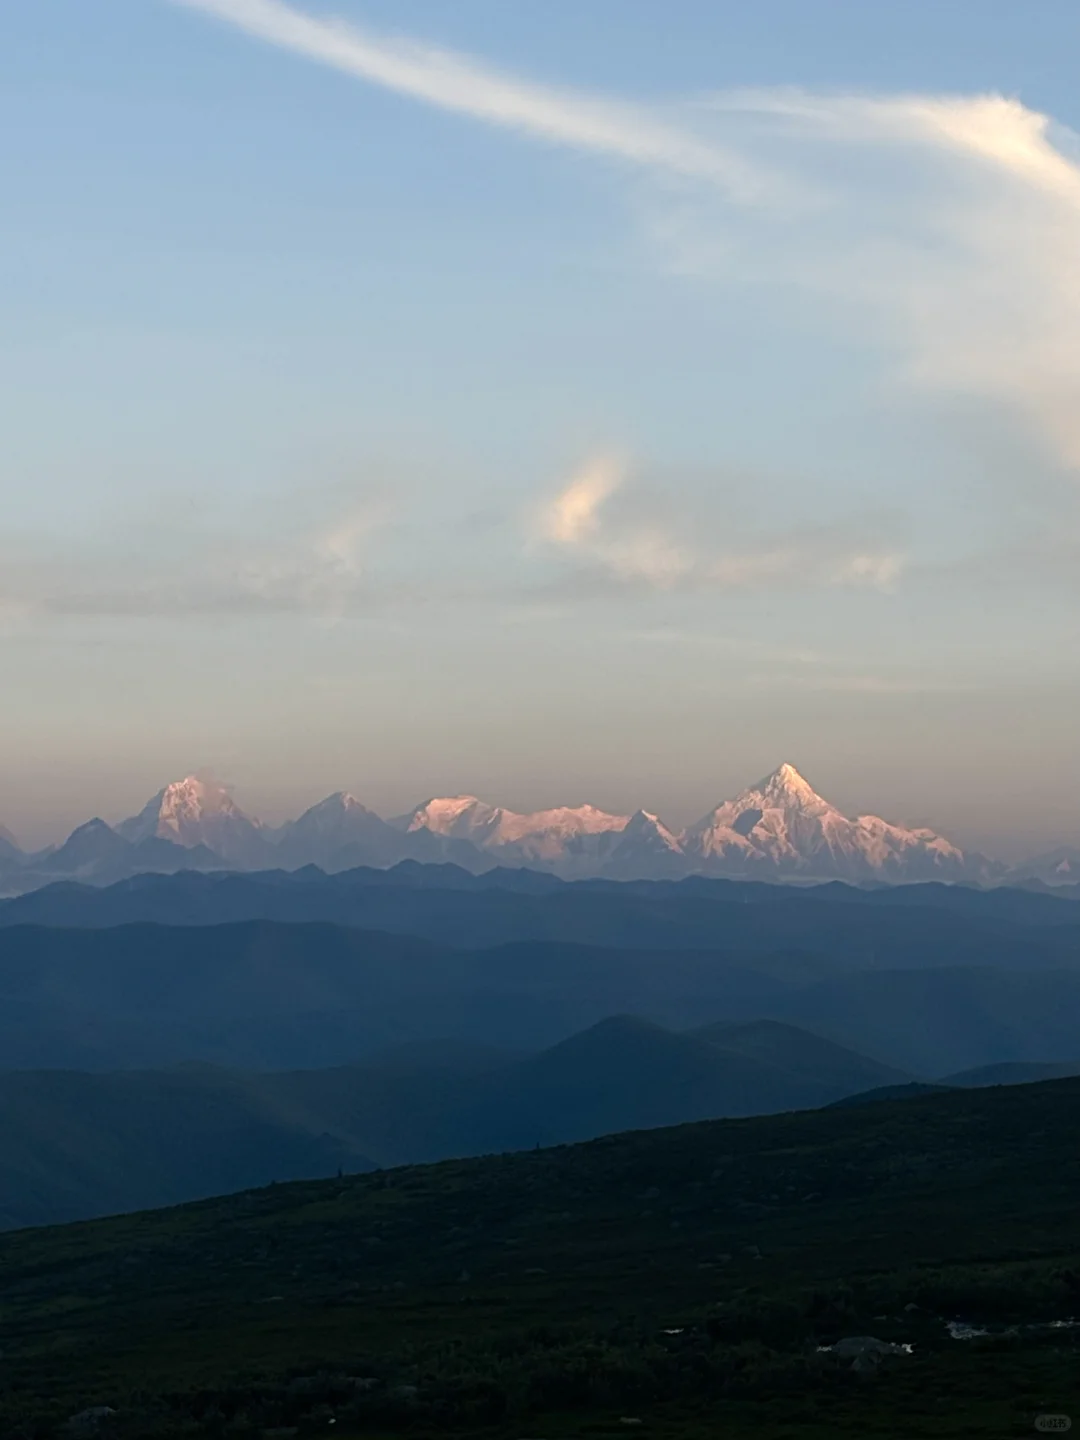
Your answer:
2;1;1079;858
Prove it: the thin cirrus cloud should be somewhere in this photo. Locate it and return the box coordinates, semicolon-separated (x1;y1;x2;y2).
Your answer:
0;500;388;621
693;88;1080;479
168;0;1080;489
167;0;765;197
537;457;906;594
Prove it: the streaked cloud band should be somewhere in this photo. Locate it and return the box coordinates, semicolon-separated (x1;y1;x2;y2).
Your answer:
169;0;762;196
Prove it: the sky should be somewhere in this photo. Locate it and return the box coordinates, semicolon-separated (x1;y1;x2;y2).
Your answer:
2;0;1080;855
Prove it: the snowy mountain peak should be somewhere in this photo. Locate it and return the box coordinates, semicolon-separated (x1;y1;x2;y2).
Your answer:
623;809;682;846
630;809;661;827
622;809;684;855
118;774;268;867
397;796;497;839
688;763;833;853
394;795;630;871
494;804;629;843
732;764;835;823
282;791;383;836
304;791;373;817
272;789;399;869
2;761;1018;893
755;762;827;809
683;762;992;883
154;775;252;833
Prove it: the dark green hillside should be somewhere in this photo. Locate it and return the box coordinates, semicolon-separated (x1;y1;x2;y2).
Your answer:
0;1067;376;1229
2;1079;1080;1438
828;1081;952;1106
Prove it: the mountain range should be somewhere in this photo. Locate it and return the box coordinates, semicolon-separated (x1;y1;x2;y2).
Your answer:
1;762;1061;894
1;860;1079;1230
0;1016;910;1229
4;901;1080;1073
4;1012;1079;1231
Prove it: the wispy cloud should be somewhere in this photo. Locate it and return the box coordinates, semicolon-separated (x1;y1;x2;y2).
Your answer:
170;0;1080;493
0;495;389;620
664;91;1080;481
537;456;906;594
168;0;763;197
710;90;1080;205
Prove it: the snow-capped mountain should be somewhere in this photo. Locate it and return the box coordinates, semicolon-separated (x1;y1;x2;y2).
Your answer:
118;774;272;869
48;818;134;874
396;795;630;869
683;763;996;883
1007;847;1080;887
394;795;502;844
597;809;687;880
0;760;1051;895
274;792;404;870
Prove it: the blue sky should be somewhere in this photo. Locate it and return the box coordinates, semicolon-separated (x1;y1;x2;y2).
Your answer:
1;0;1079;852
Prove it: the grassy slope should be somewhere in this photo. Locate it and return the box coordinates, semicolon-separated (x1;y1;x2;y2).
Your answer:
0;1068;376;1229
943;1059;1080;1087
1;1079;1080;1438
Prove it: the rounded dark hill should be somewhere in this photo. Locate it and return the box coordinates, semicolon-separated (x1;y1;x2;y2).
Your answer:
465;1015;827;1149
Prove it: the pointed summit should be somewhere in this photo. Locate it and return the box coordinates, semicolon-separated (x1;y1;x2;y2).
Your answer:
682;762;985;882
754;762;822;805
600;809;687;879
118;774;270;867
120;774;253;841
48;818;131;873
298;791;376;820
274;791;404;870
762;762;810;790
620;809;683;851
749;763;833;817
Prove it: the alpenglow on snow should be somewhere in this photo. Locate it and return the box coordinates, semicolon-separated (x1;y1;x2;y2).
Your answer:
0;764;1013;893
